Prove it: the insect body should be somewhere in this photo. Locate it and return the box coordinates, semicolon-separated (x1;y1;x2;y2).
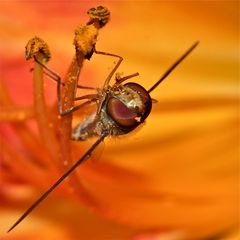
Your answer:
7;5;199;233
7;41;198;233
72;82;152;140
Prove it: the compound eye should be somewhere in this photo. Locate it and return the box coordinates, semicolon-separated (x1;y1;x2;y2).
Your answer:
107;98;138;128
124;82;152;121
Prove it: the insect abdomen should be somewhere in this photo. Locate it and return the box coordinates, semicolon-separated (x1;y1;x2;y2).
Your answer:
72;114;98;141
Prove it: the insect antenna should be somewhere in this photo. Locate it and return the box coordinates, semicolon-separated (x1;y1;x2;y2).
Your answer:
7;132;109;233
148;41;199;93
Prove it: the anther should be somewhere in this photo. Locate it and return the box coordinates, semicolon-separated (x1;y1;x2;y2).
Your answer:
25;36;51;62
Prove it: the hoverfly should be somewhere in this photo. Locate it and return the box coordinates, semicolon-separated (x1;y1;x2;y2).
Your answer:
7;5;199;233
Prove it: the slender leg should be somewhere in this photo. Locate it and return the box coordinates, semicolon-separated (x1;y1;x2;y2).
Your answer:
76;85;96;90
43;70;96;90
94;48;123;89
7;132;108;233
34;56;63;114
34;57;97;116
147;41;199;93
36;59;96;90
43;70;64;86
115;72;139;85
60;99;97;116
74;94;98;101
151;98;158;103
58;94;99;116
93;48;124;115
59;93;99;116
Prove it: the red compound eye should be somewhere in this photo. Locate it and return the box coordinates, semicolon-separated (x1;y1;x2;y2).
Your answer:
124;82;152;122
107;98;138;128
107;83;152;130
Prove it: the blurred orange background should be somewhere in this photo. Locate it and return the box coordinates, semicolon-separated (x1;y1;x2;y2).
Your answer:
0;1;239;240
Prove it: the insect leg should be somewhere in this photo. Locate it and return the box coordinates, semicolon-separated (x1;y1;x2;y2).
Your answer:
115;72;139;84
7;132;109;233
35;60;95;90
148;41;199;93
33;58;62;85
33;56;65;115
94;48;123;89
60;94;99;116
76;85;96;90
60;99;97;116
34;57;97;116
74;94;98;101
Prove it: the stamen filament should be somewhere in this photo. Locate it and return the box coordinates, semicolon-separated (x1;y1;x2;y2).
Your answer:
33;53;61;166
0;78;55;168
0;106;34;121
